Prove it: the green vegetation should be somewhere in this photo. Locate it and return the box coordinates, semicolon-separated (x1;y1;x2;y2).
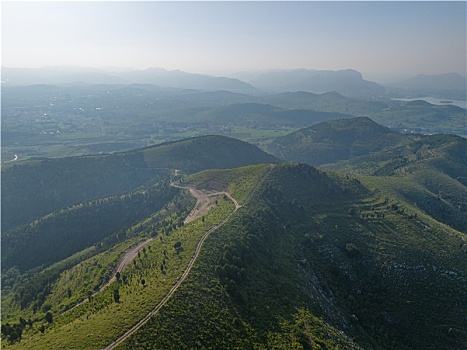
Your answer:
2;135;275;231
268;117;467;232
112;163;465;350
2;117;466;349
2;181;176;273
267;117;406;165
3;194;235;350
2;84;464;163
184;163;273;203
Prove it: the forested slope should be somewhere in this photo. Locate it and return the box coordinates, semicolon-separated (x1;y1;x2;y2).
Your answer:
2;134;465;349
268;118;467;232
118;164;466;350
2;134;276;231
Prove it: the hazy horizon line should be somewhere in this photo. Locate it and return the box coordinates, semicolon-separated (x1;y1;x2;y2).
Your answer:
3;65;466;84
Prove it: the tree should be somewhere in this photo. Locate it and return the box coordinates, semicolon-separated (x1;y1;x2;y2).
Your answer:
116;271;121;282
141;279;146;286
113;288;120;303
345;243;362;258
45;312;53;324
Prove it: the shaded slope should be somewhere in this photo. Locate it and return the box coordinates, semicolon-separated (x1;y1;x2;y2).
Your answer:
267;117;403;165
2;135;277;231
118;163;465;350
268;118;466;231
2;181;177;273
138;135;278;171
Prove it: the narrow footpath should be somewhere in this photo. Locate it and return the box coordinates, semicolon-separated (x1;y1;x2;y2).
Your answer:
62;238;153;315
103;165;274;349
103;184;240;349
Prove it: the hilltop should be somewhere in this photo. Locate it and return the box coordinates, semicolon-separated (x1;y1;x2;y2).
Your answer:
2;162;464;350
2;135;277;232
267;117;404;165
267;117;467;232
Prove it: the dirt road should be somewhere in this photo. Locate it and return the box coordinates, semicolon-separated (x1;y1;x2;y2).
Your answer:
102;165;276;349
172;183;240;224
102;185;240;350
62;238;153;314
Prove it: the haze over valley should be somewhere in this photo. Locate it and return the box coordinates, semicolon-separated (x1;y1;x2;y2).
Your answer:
1;2;466;350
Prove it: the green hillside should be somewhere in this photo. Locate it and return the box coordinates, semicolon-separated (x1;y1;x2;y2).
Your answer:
1;135;276;231
2;181;177;273
267;118;466;232
3;163;465;349
267;117;405;165
118;164;465;350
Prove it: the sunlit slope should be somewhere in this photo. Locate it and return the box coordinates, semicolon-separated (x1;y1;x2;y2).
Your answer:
2;135;277;231
267;117;404;165
268;118;467;231
117;163;465;350
2;165;273;349
2;163;465;349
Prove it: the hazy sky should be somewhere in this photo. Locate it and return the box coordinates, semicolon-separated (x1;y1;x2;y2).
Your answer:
2;1;466;81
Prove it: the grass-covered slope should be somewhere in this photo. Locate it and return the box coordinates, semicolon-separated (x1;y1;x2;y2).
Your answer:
267;117;404;165
268;118;467;232
2;135;276;231
2;163;465;349
117;164;465;350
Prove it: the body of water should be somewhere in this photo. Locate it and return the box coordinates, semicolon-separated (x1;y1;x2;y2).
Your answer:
392;97;466;109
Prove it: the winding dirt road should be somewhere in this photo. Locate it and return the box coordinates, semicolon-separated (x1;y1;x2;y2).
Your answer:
102;184;240;350
102;166;274;349
62;238;153;315
172;183;240;224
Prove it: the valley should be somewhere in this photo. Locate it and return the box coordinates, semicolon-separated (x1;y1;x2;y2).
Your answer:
3;1;466;348
1;124;466;349
1;74;466;350
2;82;465;163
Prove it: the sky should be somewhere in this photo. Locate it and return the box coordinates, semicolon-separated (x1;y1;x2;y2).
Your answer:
2;1;466;82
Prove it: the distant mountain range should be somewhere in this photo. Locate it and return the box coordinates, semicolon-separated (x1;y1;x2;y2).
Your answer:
387;73;466;99
2;66;465;99
1;66;257;93
239;68;386;97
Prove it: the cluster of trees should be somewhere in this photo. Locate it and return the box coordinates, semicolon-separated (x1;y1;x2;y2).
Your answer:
2;153;163;231
1;313;52;344
3;180;177;273
1;318;30;343
216;243;252;298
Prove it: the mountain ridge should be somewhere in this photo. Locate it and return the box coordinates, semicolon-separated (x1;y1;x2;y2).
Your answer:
1;66;257;93
1;122;466;349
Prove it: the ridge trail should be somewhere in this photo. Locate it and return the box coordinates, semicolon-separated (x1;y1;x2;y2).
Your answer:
61;238;153;315
103;183;240;350
103;164;274;349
